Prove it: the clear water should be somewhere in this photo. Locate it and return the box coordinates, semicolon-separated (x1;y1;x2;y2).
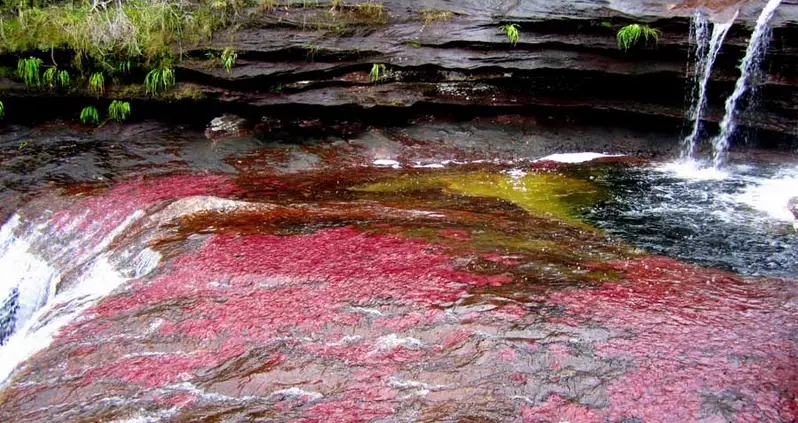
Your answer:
588;160;798;277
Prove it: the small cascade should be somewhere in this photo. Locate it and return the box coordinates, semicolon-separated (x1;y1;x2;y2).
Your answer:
682;11;736;160
0;207;160;383
712;0;782;167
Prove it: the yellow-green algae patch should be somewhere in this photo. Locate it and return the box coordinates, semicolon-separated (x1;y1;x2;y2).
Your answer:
353;171;603;224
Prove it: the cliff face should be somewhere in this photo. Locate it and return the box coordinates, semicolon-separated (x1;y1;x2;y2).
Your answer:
2;0;798;149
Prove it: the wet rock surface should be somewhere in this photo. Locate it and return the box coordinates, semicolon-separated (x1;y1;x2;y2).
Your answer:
0;122;796;422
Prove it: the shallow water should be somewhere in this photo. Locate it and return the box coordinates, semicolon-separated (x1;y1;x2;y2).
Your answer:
0;123;795;423
588;160;798;277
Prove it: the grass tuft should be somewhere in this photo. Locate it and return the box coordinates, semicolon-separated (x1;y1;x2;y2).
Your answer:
108;100;131;122
499;24;520;46
221;47;237;73
80;105;99;124
144;67;176;95
0;100;4;119
59;70;70;86
17;57;42;87
617;24;661;50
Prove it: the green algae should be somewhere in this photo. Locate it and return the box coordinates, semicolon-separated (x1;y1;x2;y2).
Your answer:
353;171;604;224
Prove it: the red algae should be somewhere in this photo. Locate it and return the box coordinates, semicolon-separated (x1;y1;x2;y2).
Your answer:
546;256;798;423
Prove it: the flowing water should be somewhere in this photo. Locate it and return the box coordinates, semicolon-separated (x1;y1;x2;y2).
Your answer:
712;0;783;167
0;122;796;422
682;11;735;160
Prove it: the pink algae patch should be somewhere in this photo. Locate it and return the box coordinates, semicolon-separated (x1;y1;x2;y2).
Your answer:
74;227;512;388
549;256;798;423
50;174;238;244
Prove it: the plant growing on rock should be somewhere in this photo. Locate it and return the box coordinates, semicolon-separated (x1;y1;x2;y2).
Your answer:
17;57;42;87
0;101;4;119
499;24;520;46
108;100;131;122
43;67;70;89
144;67;176;95
221;47;237;73
80;106;99;124
617;24;661;51
419;9;452;25
369;63;388;82
88;72;105;96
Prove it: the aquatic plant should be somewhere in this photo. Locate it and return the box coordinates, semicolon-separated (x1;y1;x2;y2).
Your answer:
80;106;99;124
617;24;661;50
108;100;131;122
144;67;176;95
369;63;388;82
499;24;520;46
221;47;237;73
17;57;42;87
88;72;105;95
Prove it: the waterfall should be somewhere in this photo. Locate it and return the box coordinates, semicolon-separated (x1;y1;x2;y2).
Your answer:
712;0;782;167
682;11;736;160
0;209;160;384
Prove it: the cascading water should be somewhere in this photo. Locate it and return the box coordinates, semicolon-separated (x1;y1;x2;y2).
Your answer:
0;205;160;383
712;0;782;167
682;11;736;160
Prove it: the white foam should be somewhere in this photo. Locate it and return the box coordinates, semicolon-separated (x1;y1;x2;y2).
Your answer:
735;167;798;222
376;334;424;350
536;152;621;164
0;211;160;385
656;159;729;181
373;159;401;168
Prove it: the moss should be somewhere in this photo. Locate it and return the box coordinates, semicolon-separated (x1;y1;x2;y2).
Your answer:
353;171;604;224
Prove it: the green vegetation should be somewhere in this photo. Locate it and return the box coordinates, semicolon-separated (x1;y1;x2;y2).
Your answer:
80;106;99;124
600;21;613;29
355;0;384;22
369;63;388;82
89;72;105;95
418;9;452;26
59;70;71;86
144;67;175;94
499;24;520;46
0;101;4;119
108;100;131;122
17;57;42;87
0;0;241;66
617;24;661;50
221;47;237;73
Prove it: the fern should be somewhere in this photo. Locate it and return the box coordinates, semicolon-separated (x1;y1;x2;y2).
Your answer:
58;70;70;87
43;67;57;88
499;24;520;46
369;63;388;82
0;100;4;119
88;72;105;95
221;47;237;73
617;24;661;51
108;100;131;122
80;106;99;124
144;67;176;95
17;57;42;87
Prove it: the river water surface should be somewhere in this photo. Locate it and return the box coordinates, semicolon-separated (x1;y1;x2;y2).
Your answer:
0;121;795;422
